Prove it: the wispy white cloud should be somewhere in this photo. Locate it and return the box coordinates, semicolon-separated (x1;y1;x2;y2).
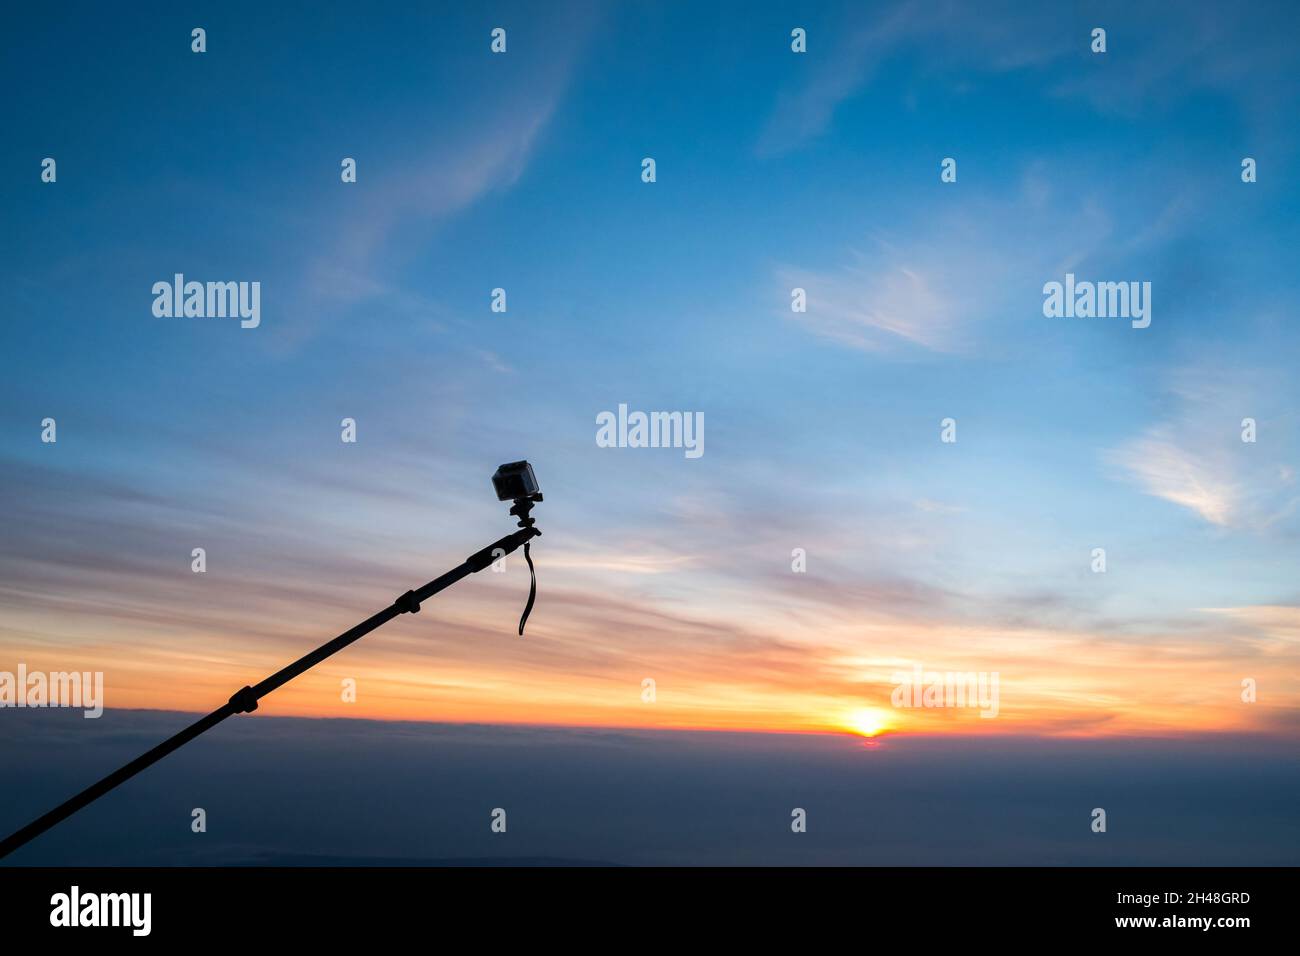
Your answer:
1108;430;1238;526
264;16;596;351
778;250;960;353
914;498;965;515
757;1;1069;157
774;170;1117;355
756;4;909;157
1050;4;1300;125
316;100;560;284
1201;606;1300;656
759;1;1297;158
543;549;699;575
1106;365;1299;531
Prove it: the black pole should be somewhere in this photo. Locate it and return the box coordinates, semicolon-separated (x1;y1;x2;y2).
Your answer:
0;522;540;861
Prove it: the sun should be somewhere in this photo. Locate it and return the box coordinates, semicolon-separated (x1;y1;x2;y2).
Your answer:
845;707;891;738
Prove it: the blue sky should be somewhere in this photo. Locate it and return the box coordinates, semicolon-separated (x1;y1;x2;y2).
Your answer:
1;1;1299;736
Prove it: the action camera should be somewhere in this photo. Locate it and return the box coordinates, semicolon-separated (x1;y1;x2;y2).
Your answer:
492;460;541;502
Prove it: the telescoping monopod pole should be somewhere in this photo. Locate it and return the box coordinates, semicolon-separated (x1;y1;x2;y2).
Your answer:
0;462;543;861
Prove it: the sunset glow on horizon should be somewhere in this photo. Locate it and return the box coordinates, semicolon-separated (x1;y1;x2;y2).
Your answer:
4;579;1295;739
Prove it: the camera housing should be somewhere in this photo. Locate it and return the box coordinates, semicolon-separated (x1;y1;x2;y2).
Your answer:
492;460;541;502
